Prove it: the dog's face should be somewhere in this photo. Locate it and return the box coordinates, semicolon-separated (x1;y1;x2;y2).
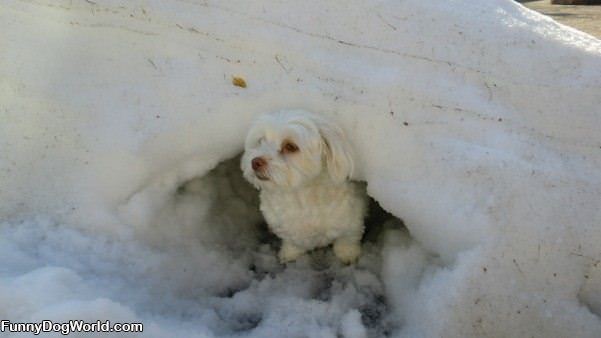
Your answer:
241;110;353;190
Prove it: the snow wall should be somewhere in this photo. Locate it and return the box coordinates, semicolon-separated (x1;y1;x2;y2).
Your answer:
1;0;601;337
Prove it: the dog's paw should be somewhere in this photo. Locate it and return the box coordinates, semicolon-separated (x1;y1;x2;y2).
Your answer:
278;242;305;263
333;239;361;264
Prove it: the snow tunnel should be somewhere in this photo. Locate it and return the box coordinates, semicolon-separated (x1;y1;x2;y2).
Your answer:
1;0;601;337
116;153;427;336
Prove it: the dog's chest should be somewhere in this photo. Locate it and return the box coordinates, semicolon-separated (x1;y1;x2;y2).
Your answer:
260;183;363;248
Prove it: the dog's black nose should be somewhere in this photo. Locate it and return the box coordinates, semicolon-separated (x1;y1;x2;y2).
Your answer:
251;157;267;171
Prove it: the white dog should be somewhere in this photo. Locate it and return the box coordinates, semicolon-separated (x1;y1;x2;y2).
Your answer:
241;110;367;264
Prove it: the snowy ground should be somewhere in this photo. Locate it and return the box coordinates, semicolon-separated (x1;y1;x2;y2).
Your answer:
1;0;601;337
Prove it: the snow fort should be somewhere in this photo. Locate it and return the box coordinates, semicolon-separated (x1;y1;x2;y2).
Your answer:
1;0;600;337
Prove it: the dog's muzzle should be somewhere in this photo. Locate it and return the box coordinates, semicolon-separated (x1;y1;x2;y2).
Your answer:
251;157;269;181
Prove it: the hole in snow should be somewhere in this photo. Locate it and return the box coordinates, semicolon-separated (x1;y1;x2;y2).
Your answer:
135;154;411;336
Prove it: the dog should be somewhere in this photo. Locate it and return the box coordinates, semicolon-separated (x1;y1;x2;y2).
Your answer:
241;110;367;264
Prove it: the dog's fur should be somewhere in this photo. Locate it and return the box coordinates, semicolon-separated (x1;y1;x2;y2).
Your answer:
241;110;367;263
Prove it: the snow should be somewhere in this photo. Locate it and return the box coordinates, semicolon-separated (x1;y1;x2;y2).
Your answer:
1;0;600;337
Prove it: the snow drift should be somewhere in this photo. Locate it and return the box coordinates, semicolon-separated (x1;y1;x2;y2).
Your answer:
1;0;601;337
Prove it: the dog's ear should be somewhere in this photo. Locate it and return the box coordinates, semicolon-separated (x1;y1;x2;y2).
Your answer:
315;116;354;184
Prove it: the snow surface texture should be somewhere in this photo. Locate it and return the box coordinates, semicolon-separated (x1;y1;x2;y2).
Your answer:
1;0;600;337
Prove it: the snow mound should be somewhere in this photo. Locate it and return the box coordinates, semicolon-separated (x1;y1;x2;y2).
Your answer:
1;0;601;337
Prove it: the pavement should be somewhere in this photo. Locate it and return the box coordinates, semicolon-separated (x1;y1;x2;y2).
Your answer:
520;1;601;38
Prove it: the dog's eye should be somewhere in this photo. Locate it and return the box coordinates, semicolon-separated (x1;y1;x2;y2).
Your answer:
281;141;299;154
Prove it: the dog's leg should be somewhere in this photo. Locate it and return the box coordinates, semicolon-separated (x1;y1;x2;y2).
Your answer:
333;236;361;264
279;241;305;263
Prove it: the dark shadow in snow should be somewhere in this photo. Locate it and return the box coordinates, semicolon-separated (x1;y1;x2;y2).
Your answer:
176;155;407;337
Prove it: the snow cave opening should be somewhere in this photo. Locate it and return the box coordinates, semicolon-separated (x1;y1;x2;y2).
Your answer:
157;154;418;335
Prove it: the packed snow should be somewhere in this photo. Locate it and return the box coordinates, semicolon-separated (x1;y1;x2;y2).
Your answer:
1;0;600;337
